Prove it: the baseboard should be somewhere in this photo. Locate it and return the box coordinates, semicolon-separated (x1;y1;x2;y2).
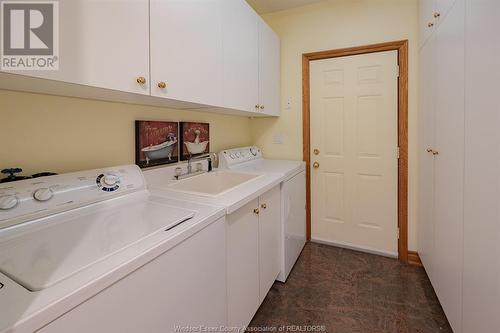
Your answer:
408;251;423;267
311;237;398;258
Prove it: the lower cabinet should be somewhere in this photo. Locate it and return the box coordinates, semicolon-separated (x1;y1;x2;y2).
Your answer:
226;186;281;328
38;218;227;333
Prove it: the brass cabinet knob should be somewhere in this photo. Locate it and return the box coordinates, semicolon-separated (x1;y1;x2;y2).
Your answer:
428;22;434;28
253;208;260;215
426;148;439;155
433;12;441;18
313;162;320;169
255;104;260;109
136;76;146;85
260;105;265;109
261;203;267;209
313;149;320;155
158;81;166;89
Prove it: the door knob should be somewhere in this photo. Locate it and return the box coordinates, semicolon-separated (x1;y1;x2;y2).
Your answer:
136;76;146;85
313;162;320;169
261;203;267;209
313;149;320;155
158;81;167;89
253;208;260;215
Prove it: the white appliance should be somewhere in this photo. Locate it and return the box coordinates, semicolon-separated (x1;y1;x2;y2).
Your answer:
219;146;306;282
0;165;227;333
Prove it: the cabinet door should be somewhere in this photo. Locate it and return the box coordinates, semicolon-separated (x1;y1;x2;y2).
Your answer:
417;33;436;282
150;0;223;106
226;199;260;328
419;0;436;48
258;18;280;116
258;186;281;302
221;0;259;113
462;1;500;332
4;0;150;95
433;1;465;332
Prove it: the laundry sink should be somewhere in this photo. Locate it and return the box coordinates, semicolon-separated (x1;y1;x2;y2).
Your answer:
168;170;262;197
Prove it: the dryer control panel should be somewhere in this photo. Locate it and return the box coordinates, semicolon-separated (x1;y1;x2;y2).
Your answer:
219;146;263;169
0;165;145;230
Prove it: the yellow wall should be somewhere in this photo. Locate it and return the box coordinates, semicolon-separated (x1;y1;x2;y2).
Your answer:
250;0;419;250
0;90;252;175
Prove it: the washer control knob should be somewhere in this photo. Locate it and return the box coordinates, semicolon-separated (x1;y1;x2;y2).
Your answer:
103;174;119;186
33;188;53;202
0;195;18;210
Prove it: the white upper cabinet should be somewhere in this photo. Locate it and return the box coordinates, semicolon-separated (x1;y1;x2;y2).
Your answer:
3;0;151;95
258;18;281;116
0;0;280;117
150;0;223;106
221;0;259;113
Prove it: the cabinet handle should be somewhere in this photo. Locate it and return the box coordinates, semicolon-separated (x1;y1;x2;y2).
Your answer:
428;22;434;28
158;81;167;89
255;104;260;109
260;105;265;109
253;208;260;215
432;150;439;155
136;76;146;85
261;203;267;209
433;12;441;18
426;148;434;153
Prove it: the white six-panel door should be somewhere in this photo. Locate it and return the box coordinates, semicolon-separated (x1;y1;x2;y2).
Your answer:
310;51;399;256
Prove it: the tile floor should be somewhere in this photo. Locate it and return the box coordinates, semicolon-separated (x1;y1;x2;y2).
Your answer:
248;243;452;333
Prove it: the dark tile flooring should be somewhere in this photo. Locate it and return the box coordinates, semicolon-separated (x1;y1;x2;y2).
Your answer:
248;242;452;333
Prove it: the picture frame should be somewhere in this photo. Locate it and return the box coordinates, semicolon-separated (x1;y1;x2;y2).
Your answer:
135;120;179;168
179;122;210;161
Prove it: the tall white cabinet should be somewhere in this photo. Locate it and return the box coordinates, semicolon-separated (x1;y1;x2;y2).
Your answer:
418;0;500;332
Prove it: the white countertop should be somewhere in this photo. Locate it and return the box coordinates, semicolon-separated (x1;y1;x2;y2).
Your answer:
0;194;225;333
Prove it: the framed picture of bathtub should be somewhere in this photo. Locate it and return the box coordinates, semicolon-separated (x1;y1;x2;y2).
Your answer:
135;120;179;168
179;122;210;161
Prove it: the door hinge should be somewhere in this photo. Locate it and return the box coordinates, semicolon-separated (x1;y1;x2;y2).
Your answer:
397;147;400;159
396;65;400;77
397;227;400;239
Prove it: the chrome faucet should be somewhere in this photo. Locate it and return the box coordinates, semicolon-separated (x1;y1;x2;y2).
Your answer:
174;153;214;180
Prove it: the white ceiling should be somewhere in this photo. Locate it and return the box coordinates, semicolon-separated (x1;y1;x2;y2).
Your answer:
246;0;326;14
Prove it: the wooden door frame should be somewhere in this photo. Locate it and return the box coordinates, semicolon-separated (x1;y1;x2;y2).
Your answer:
302;40;409;263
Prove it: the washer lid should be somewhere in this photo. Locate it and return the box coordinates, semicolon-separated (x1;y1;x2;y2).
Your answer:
0;194;195;291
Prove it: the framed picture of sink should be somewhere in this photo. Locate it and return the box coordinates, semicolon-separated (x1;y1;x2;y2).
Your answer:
179;122;210;161
135;120;179;168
